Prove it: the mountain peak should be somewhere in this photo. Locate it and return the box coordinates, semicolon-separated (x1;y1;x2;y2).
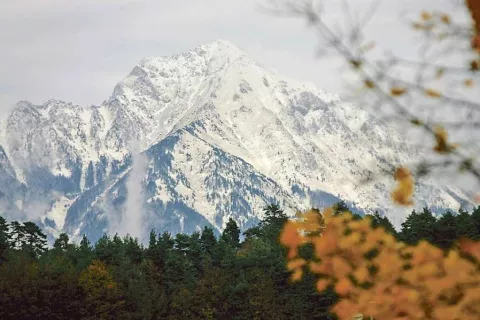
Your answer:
1;39;473;242
197;39;245;54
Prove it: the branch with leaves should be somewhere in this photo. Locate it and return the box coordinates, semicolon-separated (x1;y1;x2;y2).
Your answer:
281;207;480;320
266;0;480;202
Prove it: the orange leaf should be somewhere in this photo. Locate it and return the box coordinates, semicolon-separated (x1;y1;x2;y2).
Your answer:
316;279;331;292
287;258;306;271
464;78;474;87
433;126;456;153
392;167;414;206
458;238;480;261
291;268;303;282
421;11;432;21
335;278;353;296
364;79;375;89
280;221;302;259
441;14;451;24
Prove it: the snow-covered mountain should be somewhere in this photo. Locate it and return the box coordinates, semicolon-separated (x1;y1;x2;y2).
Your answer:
0;40;473;242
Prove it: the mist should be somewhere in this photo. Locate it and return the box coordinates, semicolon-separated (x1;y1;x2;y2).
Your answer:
118;144;148;240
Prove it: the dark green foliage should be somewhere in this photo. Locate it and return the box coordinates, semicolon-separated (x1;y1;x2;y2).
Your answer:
472;206;480;238
368;211;397;235
332;201;362;220
400;208;436;245
1;203;480;319
0;216;9;262
456;208;478;240
433;211;458;249
200;226;217;256
332;201;349;214
221;217;241;248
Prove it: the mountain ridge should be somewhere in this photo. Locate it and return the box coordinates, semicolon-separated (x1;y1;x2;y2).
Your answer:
0;40;473;242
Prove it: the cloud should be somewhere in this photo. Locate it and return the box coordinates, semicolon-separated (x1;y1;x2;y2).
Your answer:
1;0;464;113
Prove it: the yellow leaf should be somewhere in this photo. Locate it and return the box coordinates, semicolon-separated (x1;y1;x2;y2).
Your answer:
287;258;306;271
391;167;414;206
291;268;303;282
349;59;363;69
433;126;456;153
464;78;474;87
441;14;451;24
424;88;442;98
421;11;432;21
410;118;423;126
364;79;375;89
390;87;407;96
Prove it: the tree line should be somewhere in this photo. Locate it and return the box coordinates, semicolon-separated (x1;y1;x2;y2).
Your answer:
1;203;480;319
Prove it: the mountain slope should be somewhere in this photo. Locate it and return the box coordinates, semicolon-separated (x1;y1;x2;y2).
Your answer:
0;40;472;242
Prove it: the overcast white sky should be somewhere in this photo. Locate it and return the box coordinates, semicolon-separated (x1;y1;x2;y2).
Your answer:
0;0;462;113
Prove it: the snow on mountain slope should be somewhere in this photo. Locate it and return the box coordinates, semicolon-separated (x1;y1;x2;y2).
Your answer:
0;40;473;241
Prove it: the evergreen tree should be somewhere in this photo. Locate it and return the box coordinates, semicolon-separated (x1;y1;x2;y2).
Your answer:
221;218;241;248
22;221;47;258
53;233;70;252
332;201;350;214
0;216;9;261
123;235;143;265
433;211;458;249
8;221;25;250
368;211;397;235
472;206;480;239
262;204;289;227
77;234;94;271
200;226;217;256
456;208;477;240
400;208;436;245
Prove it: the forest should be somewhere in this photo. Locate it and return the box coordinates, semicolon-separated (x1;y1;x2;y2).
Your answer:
1;203;480;320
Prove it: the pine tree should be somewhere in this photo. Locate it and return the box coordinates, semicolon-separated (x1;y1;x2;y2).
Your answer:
0;216;9;261
77;234;94;271
200;226;217;256
53;233;70;252
221;218;241;248
433;211;458;249
400;208;436;245
332;201;350;214
262;204;289;227
123;235;143;265
22;221;47;258
8;221;25;250
456;208;477;240
368;211;397;236
472;206;480;239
